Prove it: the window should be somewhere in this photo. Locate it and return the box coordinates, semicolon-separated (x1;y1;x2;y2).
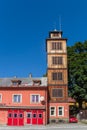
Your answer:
33;80;41;86
27;113;31;118
33;114;36;118
8;113;12;118
52;72;63;80
52;42;62;50
39;114;42;118
12;82;18;86
31;95;40;103
50;107;56;116
52;88;63;97
19;114;23;118
11;80;21;86
14;113;17;118
53;33;59;37
13;94;22;103
58;107;64;116
52;57;63;65
0;94;2;102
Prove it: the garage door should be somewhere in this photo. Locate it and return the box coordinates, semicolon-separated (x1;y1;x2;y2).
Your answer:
26;110;43;125
7;110;24;126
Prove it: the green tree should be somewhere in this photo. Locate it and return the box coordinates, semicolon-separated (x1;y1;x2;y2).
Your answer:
68;41;87;109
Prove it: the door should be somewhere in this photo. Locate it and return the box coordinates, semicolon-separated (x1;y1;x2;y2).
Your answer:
19;110;24;126
8;110;13;126
8;109;24;126
13;110;18;126
32;110;37;124
26;110;43;125
37;110;43;124
27;112;32;124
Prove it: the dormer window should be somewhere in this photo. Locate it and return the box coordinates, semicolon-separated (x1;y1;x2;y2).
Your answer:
11;80;22;86
12;82;18;86
33;80;41;86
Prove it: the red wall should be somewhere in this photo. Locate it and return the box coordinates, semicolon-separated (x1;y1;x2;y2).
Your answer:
0;87;47;125
49;102;69;119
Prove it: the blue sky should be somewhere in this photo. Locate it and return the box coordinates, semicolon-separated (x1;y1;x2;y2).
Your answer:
0;0;87;77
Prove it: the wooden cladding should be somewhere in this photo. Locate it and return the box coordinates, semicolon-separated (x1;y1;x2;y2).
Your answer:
47;69;68;85
46;40;67;53
52;88;63;97
48;86;68;102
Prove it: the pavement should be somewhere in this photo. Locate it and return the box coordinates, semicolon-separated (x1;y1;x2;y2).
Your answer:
0;123;87;130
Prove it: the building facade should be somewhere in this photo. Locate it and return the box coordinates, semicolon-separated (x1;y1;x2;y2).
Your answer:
0;30;69;126
0;77;48;125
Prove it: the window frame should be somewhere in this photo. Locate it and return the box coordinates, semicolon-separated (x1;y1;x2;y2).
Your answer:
51;42;62;50
30;94;40;103
52;56;63;65
58;106;64;116
50;106;56;116
52;88;63;98
52;72;63;81
12;94;22;103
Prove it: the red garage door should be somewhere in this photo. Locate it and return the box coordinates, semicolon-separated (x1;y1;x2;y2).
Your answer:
8;110;24;126
8;110;13;126
13;110;18;126
19;110;24;126
26;110;32;124
26;110;43;125
32;110;37;124
38;110;43;125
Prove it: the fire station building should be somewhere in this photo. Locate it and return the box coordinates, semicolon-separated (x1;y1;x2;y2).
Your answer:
0;30;69;126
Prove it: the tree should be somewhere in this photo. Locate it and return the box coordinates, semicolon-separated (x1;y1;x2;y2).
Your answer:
68;41;87;109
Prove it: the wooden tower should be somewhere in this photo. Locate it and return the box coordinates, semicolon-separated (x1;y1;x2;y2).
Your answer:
46;30;68;103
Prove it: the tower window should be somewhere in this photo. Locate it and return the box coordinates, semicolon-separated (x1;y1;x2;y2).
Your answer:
52;42;62;50
52;88;63;97
52;72;63;80
52;57;63;65
53;33;59;37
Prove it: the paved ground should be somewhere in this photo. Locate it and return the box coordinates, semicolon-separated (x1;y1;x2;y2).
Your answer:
0;123;87;130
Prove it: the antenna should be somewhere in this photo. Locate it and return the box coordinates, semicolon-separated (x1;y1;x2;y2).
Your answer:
59;15;62;31
54;22;57;31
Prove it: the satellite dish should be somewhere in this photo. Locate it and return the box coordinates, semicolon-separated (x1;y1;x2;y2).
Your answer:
40;96;44;101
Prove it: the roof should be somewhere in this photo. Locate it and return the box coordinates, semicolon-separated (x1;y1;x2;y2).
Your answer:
68;97;76;103
49;30;63;34
0;77;47;87
46;38;67;41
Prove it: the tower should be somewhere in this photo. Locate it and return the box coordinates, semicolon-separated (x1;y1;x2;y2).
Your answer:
46;30;68;102
46;29;69;122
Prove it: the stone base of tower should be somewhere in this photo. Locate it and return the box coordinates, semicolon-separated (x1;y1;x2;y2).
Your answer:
49;102;69;124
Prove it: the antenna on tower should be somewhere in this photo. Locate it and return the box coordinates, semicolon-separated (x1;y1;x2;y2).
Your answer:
59;15;62;31
54;22;57;31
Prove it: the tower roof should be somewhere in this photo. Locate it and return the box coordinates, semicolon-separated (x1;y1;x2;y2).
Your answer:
49;30;63;34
